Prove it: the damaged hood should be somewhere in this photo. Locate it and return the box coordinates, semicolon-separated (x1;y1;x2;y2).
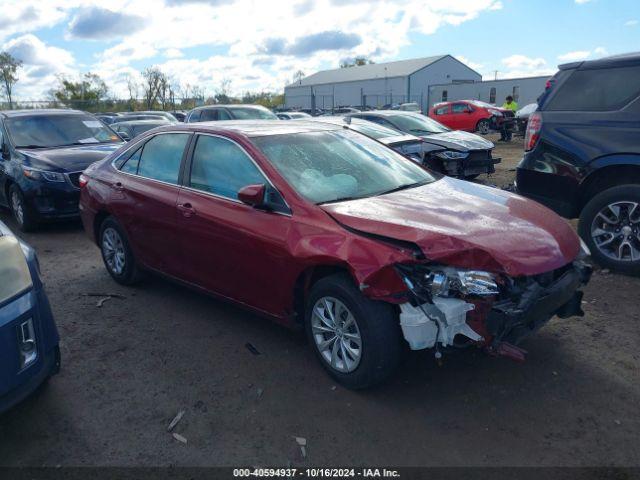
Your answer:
321;177;580;277
421;130;494;151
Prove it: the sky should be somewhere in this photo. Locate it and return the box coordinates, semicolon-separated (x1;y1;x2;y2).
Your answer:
0;0;638;100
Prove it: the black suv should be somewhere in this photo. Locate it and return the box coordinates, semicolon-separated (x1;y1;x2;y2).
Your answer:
517;52;640;274
0;110;123;231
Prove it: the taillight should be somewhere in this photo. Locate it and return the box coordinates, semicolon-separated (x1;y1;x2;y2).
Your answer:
78;173;89;188
524;112;542;152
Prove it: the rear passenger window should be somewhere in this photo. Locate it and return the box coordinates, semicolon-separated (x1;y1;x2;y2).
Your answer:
199;109;218;121
547;65;640;111
121;147;142;174
137;133;190;184
434;106;448;115
189;135;266;199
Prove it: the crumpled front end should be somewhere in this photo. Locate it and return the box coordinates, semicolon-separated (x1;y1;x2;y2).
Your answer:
392;257;592;360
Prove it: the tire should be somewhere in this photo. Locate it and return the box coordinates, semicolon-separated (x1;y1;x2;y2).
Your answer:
98;216;143;285
304;273;402;389
579;184;640;275
476;119;490;135
9;184;38;232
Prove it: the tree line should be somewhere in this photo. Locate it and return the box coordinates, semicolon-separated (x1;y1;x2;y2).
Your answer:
0;52;284;112
0;50;374;111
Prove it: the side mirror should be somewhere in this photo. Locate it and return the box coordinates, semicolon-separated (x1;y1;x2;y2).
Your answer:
238;184;266;207
118;132;131;142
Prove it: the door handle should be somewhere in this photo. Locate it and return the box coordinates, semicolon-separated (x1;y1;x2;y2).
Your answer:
177;202;196;217
112;181;124;191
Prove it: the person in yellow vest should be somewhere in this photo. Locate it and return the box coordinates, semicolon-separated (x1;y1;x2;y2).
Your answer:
498;95;518;142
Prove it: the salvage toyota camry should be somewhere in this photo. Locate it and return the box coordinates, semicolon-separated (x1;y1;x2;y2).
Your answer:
79;121;591;389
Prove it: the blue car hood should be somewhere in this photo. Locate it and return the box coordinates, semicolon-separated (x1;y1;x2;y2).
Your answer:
18;143;122;172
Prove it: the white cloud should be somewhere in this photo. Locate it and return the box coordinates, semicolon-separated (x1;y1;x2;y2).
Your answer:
499;54;555;78
558;50;591;62
625;19;638;27
4;0;506;98
0;1;74;41
2;34;77;99
557;46;609;63
593;46;608;57
574;0;593;4
455;55;483;72
163;48;184;59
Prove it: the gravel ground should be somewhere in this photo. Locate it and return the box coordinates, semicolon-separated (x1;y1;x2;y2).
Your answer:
0;136;638;467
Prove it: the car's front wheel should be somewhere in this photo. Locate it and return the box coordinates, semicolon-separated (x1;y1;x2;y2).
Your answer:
305;273;402;389
9;185;37;232
99;216;142;285
579;184;640;275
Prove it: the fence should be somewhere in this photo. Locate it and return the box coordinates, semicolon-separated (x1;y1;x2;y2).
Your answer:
0;97;209;113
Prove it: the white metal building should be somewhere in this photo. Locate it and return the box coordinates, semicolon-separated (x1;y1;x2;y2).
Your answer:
427;76;550;109
284;55;482;111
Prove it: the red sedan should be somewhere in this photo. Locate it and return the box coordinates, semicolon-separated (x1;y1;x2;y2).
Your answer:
79;121;590;389
428;100;510;134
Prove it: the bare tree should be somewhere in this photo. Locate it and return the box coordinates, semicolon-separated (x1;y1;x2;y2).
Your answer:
0;52;22;109
214;78;232;103
125;74;139;111
293;70;305;84
158;74;170;110
191;86;205;107
142;67;165;110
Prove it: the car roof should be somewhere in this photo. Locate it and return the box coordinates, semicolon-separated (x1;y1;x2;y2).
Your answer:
0;108;86;118
560;51;640;70
114;119;169;126
349;110;421;117
190;104;269;111
151;119;341;137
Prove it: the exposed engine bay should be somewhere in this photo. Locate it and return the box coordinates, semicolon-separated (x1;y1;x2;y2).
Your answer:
395;258;592;362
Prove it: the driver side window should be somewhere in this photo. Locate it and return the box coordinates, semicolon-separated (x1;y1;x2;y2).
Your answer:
452;103;468;114
189;135;266;200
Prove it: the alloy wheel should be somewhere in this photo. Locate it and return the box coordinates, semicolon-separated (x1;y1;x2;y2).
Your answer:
311;296;362;373
590;201;640;262
11;191;24;226
102;227;126;275
478;121;489;135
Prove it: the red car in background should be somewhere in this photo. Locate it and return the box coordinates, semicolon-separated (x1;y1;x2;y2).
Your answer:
429;100;511;135
79;121;590;389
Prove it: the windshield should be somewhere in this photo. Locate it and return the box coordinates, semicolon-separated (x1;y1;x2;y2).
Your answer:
7;114;121;148
252;129;435;204
229;107;277;120
389;114;449;135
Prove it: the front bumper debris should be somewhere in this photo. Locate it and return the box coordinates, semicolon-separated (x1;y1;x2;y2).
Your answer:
396;260;591;360
486;260;591;346
437;151;501;178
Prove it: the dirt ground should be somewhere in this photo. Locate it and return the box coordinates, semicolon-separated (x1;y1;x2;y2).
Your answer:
0;136;639;467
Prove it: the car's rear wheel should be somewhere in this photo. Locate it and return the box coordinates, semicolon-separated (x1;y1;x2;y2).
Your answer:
9;185;37;232
305;273;402;389
99;216;142;285
476;119;490;135
579;184;640;275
